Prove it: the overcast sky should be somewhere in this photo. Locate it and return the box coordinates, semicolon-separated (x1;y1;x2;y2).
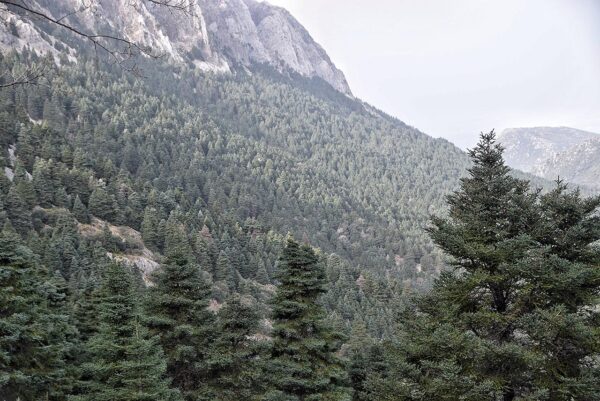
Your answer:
263;0;600;149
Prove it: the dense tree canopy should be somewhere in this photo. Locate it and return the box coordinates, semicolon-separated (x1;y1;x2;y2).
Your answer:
0;36;597;401
363;133;600;401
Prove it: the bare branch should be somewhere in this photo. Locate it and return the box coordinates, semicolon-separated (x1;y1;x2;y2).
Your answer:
0;64;48;88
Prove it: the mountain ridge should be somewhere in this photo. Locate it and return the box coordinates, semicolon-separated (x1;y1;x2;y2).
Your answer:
498;126;599;189
0;0;352;95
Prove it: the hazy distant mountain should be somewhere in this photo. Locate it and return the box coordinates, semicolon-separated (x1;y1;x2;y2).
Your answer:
532;138;600;189
498;127;599;188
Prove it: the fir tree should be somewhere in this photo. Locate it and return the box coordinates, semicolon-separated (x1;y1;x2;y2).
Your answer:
366;132;600;400
5;184;31;235
0;223;71;400
265;237;350;401
215;250;232;283
76;262;181;401
146;222;216;401
88;186;116;222
206;295;266;401
141;207;159;250
32;158;55;207
72;195;90;223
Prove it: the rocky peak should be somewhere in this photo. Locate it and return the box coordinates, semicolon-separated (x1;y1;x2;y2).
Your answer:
0;0;352;95
498;126;600;189
497;126;599;173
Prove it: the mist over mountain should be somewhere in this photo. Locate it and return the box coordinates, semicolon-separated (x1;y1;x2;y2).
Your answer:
498;126;599;189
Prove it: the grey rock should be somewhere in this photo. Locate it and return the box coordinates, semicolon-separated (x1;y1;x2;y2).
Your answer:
498;126;600;189
0;0;351;94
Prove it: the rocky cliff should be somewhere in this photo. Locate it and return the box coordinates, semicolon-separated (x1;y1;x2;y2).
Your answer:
0;0;352;95
533;138;600;189
498;127;600;189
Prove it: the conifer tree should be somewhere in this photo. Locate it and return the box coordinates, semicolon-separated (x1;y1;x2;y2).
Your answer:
88;186;116;221
0;223;70;400
76;262;180;401
141;206;160;250
519;181;600;399
72;194;90;223
32;158;55;207
265;237;350;401
5;185;31;235
215;250;232;283
255;259;270;284
13;165;36;209
366;132;600;400
206;295;266;401
146;222;216;401
194;232;214;273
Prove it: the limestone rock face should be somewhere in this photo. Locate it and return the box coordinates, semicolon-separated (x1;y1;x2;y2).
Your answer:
0;0;351;94
533;138;600;189
498;127;600;189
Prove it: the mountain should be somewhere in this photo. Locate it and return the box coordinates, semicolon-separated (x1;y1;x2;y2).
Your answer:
498;127;599;188
0;0;478;341
533;138;600;189
0;0;351;95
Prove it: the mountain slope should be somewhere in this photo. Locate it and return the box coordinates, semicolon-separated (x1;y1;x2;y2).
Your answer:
498;127;599;173
498;127;599;189
533;138;600;189
0;0;351;94
0;30;471;287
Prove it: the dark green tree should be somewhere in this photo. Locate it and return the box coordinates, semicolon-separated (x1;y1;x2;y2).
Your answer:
141;207;160;250
145;222;216;401
265;237;350;401
365;132;600;401
0;223;71;401
5;185;31;235
76;262;181;401
72;194;90;223
88;186;116;221
205;295;266;400
32;158;55;207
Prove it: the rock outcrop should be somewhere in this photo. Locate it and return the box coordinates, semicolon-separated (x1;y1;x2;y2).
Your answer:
498;127;600;189
0;0;351;94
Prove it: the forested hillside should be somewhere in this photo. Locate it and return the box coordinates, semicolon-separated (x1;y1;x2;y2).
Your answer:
1;17;599;401
0;48;472;280
0;37;472;394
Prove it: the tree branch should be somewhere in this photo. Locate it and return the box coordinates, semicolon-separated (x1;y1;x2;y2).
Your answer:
0;0;194;82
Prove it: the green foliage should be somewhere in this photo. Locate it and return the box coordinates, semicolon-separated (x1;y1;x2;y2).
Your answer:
0;223;74;400
265;237;351;401
205;295;266;400
146;226;216;401
5;184;31;234
75;262;180;401
88;186;117;222
1;43;595;401
72;195;90;223
365;132;600;401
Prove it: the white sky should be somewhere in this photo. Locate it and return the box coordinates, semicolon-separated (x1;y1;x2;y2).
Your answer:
262;0;600;149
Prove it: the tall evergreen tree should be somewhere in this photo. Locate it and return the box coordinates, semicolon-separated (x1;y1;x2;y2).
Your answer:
0;223;71;400
5;185;31;234
145;222;216;401
205;295;266;400
265;237;350;401
141;207;160;251
88;186;116;222
365;132;600;401
72;194;90;223
76;262;180;401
